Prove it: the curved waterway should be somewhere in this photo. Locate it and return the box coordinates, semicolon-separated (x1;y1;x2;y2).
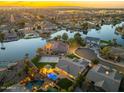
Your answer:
0;22;124;67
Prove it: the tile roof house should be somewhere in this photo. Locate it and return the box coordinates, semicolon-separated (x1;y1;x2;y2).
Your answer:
3;31;18;42
43;41;69;55
56;58;90;78
85;36;100;47
86;64;122;92
52;41;69;54
85;36;100;43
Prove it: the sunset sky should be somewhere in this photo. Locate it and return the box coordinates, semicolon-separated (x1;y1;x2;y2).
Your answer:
0;1;124;8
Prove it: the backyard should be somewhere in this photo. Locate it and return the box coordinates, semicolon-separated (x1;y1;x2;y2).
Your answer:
57;78;73;91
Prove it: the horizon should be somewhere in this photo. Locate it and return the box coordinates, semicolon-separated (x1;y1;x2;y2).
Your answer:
0;1;124;8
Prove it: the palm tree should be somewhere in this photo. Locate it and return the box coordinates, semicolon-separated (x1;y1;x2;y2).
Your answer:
69;65;92;91
0;32;5;50
100;46;111;57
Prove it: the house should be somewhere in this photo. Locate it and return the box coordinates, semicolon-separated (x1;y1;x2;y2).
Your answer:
52;41;69;54
43;41;69;55
24;33;39;39
85;36;100;45
56;58;90;79
86;64;122;92
3;31;18;42
36;21;57;33
85;36;100;48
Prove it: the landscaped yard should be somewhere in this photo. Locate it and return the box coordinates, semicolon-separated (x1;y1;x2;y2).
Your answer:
66;53;80;59
57;78;73;90
31;56;56;68
100;40;112;44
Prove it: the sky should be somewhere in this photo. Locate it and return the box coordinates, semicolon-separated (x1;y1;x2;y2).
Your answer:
0;1;124;8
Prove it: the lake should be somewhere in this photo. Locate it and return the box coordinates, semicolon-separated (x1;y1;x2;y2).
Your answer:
0;22;124;67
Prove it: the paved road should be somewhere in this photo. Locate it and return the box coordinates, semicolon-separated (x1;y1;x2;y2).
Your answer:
75;48;124;74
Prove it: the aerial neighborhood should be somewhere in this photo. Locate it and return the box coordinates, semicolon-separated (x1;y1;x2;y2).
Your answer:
0;7;124;92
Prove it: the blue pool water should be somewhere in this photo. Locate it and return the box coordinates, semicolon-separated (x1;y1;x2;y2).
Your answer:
26;79;44;90
47;73;58;81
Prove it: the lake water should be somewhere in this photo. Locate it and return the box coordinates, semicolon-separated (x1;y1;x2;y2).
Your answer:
0;22;124;67
0;38;46;67
51;22;124;46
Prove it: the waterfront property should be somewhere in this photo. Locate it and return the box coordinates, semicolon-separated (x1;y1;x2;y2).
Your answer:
85;36;100;48
1;22;124;68
86;64;122;92
3;31;18;42
0;8;124;92
24;33;39;39
43;41;69;55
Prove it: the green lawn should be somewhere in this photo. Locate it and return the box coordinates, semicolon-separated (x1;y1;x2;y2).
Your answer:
31;56;56;68
57;78;73;90
100;40;112;44
66;53;80;59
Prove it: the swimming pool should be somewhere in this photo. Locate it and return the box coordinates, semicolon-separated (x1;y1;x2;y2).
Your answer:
47;73;58;81
26;79;44;90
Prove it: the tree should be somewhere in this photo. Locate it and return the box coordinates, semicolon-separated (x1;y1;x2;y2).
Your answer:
74;33;85;46
53;37;58;41
36;48;43;56
68;38;77;47
100;46;111;57
74;33;81;40
79;39;86;46
74;33;81;44
70;66;91;91
0;32;5;49
91;59;99;65
54;35;61;41
62;33;68;41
